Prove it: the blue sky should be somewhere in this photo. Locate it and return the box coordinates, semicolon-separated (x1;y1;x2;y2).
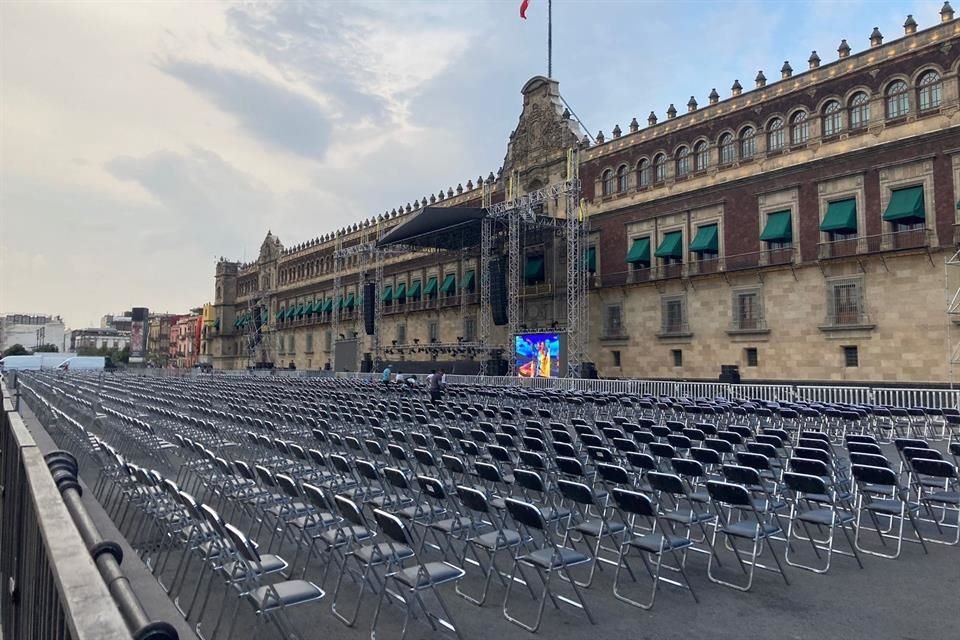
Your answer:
0;0;943;328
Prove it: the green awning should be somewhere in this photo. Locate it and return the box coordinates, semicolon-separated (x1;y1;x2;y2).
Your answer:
439;273;456;294
394;282;407;300
337;296;346;310
408;280;422;299
285;306;296;319
424;276;438;297
654;231;683;259
626;237;651;265
586;247;596;273
760;210;792;243
524;256;545;282
461;270;475;291
689;224;719;253
234;318;241;328
381;285;393;302
344;293;356;309
275;310;284;321
321;299;333;313
821;199;857;233
883;186;925;223
307;301;319;315
295;304;305;317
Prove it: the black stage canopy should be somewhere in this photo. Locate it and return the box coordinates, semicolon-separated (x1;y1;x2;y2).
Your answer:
377;206;487;251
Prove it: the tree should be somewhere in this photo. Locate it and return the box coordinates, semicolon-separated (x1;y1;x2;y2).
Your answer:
2;344;29;357
34;344;59;352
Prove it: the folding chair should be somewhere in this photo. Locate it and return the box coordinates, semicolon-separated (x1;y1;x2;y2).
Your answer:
909;457;960;546
706;480;790;592
782;471;863;574
609;487;699;610
370;509;466;640
502;497;595;633
851;464;929;559
556;478;626;587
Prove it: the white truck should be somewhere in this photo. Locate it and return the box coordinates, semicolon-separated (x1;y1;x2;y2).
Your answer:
55;356;113;371
0;353;79;371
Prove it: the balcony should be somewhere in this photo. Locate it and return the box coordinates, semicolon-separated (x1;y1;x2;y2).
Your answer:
819;310;875;332
818;237;863;260
656;322;692;340
686;257;721;276
727;317;770;335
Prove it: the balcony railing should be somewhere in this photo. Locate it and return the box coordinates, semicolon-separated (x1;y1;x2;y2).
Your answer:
728;317;769;333
821;310;874;330
657;322;691;338
818;228;932;259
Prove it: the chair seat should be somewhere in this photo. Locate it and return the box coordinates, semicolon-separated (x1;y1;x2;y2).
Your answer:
921;491;960;506
539;506;571;522
522;547;590;570
474;529;523;550
355;542;415;565
393;562;466;589
864;498;916;515
628;533;693;554
246;580;324;611
432;516;475;534
796;507;854;526
662;508;715;526
574;519;626;538
395;503;446;521
721;520;781;540
751;498;786;513
223;553;286;579
320;525;372;546
266;501;312;518
289;512;338;531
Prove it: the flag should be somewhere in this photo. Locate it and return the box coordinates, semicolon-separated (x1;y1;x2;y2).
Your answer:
520;0;530;19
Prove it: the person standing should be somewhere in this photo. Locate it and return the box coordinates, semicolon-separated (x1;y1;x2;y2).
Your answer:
381;365;391;387
428;369;442;404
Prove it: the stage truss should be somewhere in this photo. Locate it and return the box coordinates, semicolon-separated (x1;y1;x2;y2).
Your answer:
243;289;273;368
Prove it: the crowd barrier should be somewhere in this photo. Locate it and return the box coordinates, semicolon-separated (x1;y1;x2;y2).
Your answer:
0;380;130;640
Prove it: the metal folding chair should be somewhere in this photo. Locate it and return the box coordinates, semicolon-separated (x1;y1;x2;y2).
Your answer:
782;471;863;573
851;464;929;559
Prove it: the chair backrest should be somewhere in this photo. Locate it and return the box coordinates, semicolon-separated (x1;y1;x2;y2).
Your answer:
513;468;545;493
647;471;685;495
416;475;447;501
276;473;300;499
706;480;753;506
670;457;704;479
596;462;630;486
788;456;830;478
335;494;367;527
902;447;942;462
455;485;489;514
909;458;957;480
690;447;722;466
783;471;828;497
302;482;332;511
373;508;413;546
849;452;890;468
626;451;656;472
504;498;546;531
851;464;897;487
722;463;762;487
611;487;655;517
224;523;260;564
556;456;584;478
475;461;504;484
557;479;594;506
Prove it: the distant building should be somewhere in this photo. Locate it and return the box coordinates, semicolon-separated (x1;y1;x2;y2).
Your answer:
173;309;203;368
147;313;183;366
70;328;131;351
100;312;133;332
0;313;67;352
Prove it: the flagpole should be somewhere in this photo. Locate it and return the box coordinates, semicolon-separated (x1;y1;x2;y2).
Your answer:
547;0;552;77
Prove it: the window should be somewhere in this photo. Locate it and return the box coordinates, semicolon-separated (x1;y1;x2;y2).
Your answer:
827;278;865;326
601;169;614;196
849;92;869;130
694;141;709;172
767;118;784;151
325;331;332;351
396;323;406;345
745;347;758;367
885;80;909;119
822;100;842;137
719;133;735;164
604;304;623;337
661;296;687;335
428;320;439;343
616;165;629;193
843;345;859;368
287;335;295;353
305;333;314;353
524;254;545;284
637;159;651;188
464;316;476;342
671;349;683;367
918;71;942;112
733;290;763;330
278;335;284;354
790;111;809;145
740;126;756;159
653;154;666;183
675;147;690;178
611;350;622;367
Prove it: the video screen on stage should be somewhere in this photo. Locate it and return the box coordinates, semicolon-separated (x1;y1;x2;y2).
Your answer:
515;333;562;378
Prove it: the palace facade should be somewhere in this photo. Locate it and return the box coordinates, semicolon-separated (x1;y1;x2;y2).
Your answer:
210;8;960;385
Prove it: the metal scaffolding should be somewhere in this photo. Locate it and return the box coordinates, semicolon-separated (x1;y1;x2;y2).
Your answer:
243;289;273;368
482;153;585;377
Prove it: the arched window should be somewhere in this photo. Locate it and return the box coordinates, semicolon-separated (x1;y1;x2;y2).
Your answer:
918;71;942;111
790;111;809;145
849;92;870;129
616;165;629;193
767;118;785;151
653;154;666;183
822;100;842;137
675;147;690;178
740;126;756;159
694;141;709;171
885;80;909;119
719;133;735;165
601;169;614;196
637;159;651;188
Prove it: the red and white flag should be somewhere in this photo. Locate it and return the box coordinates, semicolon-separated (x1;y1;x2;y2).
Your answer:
520;0;530;19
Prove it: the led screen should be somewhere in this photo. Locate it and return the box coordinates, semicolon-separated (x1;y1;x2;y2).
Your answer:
515;333;561;378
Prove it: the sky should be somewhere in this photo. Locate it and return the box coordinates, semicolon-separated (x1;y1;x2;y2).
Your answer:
0;0;943;329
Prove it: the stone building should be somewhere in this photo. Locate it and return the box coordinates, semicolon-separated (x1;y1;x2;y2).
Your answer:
209;9;960;384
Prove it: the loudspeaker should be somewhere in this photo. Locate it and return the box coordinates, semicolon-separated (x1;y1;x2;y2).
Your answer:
363;282;376;335
254;305;263;330
361;353;373;373
490;256;508;326
719;364;741;384
131;307;148;322
485;357;508;376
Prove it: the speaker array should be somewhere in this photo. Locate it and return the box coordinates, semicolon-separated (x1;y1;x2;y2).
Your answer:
363;282;376;335
490;256;508;326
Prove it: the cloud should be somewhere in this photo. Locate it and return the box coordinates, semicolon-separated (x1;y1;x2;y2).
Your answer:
161;61;331;159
